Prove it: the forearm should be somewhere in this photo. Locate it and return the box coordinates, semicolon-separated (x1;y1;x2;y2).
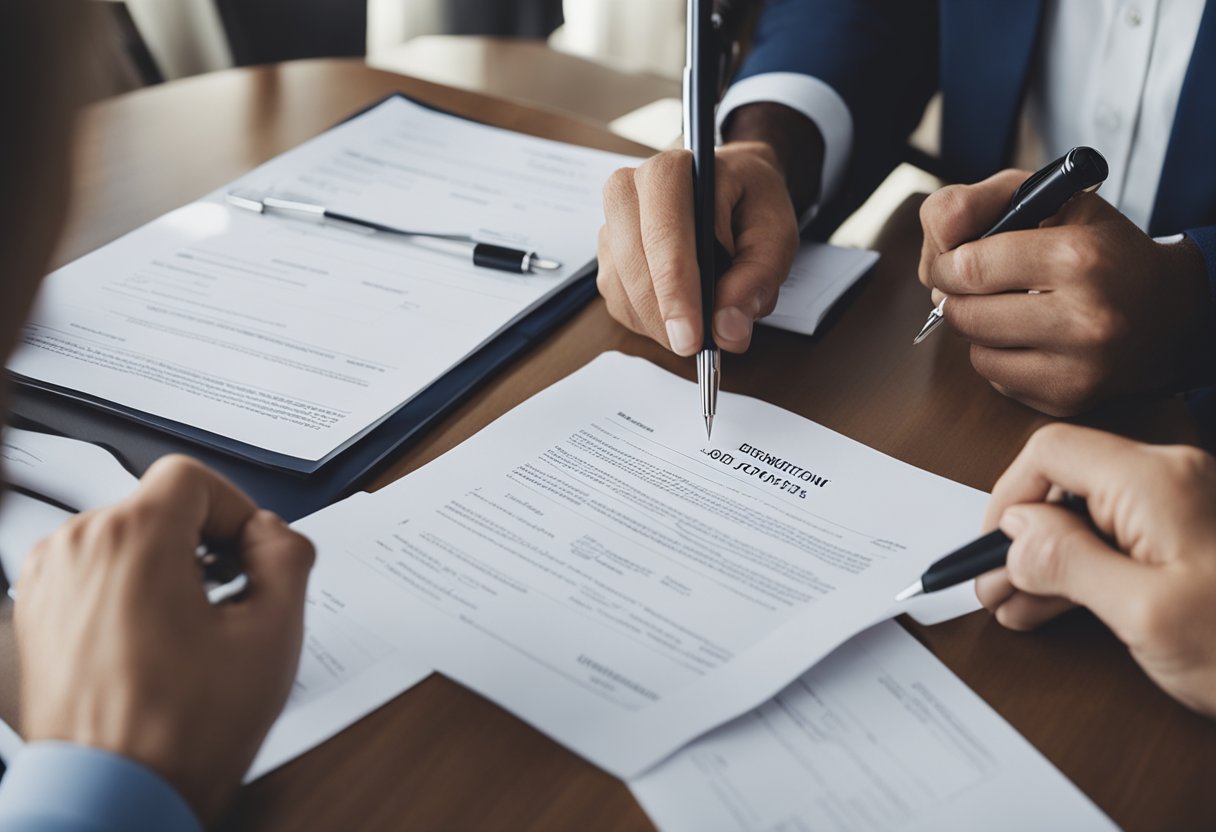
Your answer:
722;102;825;221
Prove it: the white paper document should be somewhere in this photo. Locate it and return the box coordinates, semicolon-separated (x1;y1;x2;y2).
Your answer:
0;427;141;580
630;620;1115;831
297;352;989;777
761;242;880;336
252;495;433;781
8;97;640;467
0;491;72;584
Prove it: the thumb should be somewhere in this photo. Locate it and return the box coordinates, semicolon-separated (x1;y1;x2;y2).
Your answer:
1002;503;1157;642
919;169;1026;289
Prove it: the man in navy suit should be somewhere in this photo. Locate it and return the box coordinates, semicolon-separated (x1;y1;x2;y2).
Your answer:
598;0;1216;417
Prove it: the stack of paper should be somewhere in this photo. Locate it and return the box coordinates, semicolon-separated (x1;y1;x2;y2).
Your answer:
289;352;993;777
762;242;879;336
631;620;1115;831
7;97;641;471
0;359;1116;827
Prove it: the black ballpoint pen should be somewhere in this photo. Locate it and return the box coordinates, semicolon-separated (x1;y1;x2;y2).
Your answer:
913;146;1109;344
226;191;562;275
895;494;1090;601
687;0;729;438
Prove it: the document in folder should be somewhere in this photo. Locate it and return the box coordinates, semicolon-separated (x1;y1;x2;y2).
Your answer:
7;97;640;471
296;352;990;778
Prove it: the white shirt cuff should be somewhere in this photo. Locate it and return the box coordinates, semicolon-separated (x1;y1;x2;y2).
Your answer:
717;72;853;230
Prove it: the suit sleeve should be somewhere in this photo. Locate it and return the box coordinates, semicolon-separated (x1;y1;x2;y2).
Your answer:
0;742;202;832
1188;224;1216;373
719;0;940;234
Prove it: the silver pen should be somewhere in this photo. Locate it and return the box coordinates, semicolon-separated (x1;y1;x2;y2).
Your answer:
226;190;562;275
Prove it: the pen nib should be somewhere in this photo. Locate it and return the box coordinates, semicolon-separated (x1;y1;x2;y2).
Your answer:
912;298;947;345
697;348;720;442
894;580;923;602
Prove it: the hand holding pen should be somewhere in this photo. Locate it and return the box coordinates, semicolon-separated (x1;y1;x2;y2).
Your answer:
13;456;314;822
904;423;1216;719
916;147;1212;417
594;4;798;414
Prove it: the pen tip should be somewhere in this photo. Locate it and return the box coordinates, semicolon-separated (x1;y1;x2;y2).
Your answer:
912;319;935;345
704;415;714;440
894;580;923;602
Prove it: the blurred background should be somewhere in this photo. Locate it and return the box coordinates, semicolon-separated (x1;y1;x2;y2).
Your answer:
84;0;687;146
70;0;940;246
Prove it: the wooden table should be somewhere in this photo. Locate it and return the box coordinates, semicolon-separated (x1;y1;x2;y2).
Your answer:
4;59;1215;830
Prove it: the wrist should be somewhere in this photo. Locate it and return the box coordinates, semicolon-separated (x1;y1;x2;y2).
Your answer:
722;102;824;219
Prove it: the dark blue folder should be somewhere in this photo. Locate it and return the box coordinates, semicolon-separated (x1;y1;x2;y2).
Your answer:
7;94;604;521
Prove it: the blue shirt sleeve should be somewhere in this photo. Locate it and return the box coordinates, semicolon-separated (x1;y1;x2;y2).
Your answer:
0;742;201;832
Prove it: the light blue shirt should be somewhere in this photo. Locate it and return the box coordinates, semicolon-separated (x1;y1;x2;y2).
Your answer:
0;742;200;832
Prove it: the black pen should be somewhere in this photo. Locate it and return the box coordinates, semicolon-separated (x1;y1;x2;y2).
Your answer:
687;0;730;438
226;191;562;275
894;494;1090;601
913;146;1109;344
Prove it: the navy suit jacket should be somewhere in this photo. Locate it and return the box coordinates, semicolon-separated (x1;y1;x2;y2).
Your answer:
737;0;1216;288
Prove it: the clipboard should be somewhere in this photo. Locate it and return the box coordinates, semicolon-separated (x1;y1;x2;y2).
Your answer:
6;93;609;521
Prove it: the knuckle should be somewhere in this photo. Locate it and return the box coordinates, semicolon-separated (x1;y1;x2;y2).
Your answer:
92;504;152;551
1078;304;1123;347
1126;590;1176;646
1025;423;1073;458
1055;234;1104;277
602;167;637;205
968;344;999;380
757;284;780;318
948;245;984;294
603;292;639;333
922;185;971;236
146;453;204;489
637;150;691;187
57;511;95;550
1015;531;1064;588
291;531;318;568
1163;445;1216;483
595;262;614;295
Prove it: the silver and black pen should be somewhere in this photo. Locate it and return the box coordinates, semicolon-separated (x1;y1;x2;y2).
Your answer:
687;0;727;438
227;191;562;276
895;495;1091;601
913;146;1109;344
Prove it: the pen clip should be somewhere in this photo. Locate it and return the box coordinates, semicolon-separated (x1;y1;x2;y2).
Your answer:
1008;152;1067;208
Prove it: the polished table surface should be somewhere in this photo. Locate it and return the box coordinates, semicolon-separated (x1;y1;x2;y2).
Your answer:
3;58;1215;830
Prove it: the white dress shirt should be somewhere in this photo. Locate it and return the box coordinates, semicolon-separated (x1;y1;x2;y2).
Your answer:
719;0;1206;232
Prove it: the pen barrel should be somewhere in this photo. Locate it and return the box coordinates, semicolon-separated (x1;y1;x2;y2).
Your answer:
690;0;719;349
473;244;529;273
921;528;1012;593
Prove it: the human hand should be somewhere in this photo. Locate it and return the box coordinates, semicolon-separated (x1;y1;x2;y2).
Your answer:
977;423;1216;717
14;456;315;823
918;170;1213;416
597;141;799;355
